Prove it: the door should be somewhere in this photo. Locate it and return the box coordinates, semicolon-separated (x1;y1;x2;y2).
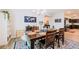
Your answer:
0;12;7;45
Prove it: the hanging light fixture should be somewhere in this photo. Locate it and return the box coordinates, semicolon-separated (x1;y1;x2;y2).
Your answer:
32;9;47;15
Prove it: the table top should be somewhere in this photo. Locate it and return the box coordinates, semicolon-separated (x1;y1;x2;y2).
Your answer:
28;32;46;40
27;29;59;41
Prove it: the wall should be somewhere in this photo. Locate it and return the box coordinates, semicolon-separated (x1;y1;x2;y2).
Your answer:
50;12;64;29
8;10;18;38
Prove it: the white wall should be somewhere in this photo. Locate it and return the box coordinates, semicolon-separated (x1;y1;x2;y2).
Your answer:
50;12;64;29
11;9;45;31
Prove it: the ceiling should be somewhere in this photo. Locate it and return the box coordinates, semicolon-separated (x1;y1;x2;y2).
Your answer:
32;9;64;16
32;9;79;17
46;9;64;16
64;9;79;19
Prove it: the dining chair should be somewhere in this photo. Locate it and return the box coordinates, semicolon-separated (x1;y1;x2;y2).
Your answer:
43;24;50;29
39;30;56;49
55;28;64;47
45;30;56;49
59;28;64;44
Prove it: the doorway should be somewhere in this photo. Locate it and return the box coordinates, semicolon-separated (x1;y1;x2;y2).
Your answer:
0;12;7;45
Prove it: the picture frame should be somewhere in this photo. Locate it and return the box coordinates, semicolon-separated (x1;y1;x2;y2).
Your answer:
55;18;61;22
24;16;36;23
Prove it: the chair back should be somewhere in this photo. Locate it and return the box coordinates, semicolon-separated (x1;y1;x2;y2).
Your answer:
59;28;64;36
59;28;64;45
45;30;56;47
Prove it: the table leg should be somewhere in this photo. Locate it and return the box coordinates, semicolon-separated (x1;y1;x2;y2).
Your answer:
31;40;34;49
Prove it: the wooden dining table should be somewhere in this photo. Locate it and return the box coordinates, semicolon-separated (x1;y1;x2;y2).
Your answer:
27;29;59;49
27;32;46;49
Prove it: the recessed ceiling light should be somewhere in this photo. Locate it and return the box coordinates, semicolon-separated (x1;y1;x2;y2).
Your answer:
73;14;77;17
66;11;71;14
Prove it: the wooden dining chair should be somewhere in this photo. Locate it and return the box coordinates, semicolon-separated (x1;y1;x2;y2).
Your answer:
59;28;64;44
44;30;56;49
55;28;64;47
39;30;56;49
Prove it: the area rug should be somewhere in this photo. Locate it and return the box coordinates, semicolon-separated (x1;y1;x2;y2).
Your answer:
53;39;79;49
35;39;79;49
13;39;79;49
62;39;79;49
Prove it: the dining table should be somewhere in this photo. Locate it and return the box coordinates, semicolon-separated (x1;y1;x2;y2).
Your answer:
27;29;60;49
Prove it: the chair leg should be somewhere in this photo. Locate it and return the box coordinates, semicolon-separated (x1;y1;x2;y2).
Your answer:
39;43;41;49
62;36;64;45
53;42;54;49
58;38;60;47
